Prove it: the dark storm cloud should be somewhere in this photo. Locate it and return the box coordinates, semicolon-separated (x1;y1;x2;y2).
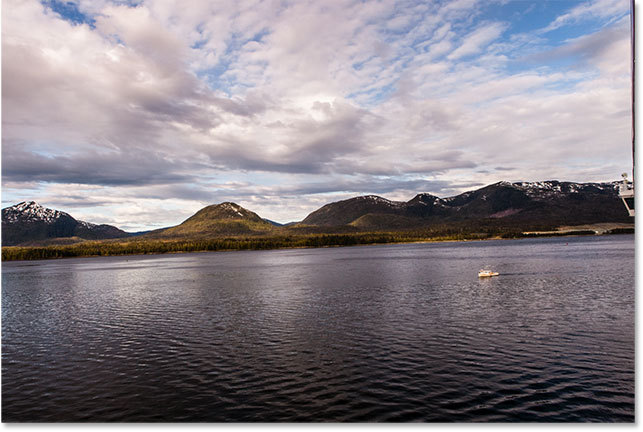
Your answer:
330;150;477;177
202;100;378;174
2;148;194;186
209;91;274;118
274;178;453;196
528;21;628;67
120;184;220;202
47;196;115;208
47;184;219;207
219;177;484;199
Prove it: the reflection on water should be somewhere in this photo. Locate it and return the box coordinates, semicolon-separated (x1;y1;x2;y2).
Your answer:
2;235;634;422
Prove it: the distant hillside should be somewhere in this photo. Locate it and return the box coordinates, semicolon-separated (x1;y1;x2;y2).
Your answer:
3;181;632;248
263;219;285;227
299;181;631;230
302;195;403;226
145;202;275;238
2;201;129;246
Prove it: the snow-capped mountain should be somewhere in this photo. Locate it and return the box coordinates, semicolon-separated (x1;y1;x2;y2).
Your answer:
300;180;630;228
2;201;129;246
3;201;69;223
145;202;274;238
2;180;631;246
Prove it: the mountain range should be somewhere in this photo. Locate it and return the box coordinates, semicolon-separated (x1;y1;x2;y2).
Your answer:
2;180;632;246
2;201;129;246
301;180;630;228
145;202;275;239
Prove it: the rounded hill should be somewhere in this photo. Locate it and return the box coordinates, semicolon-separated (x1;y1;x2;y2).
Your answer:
148;202;274;238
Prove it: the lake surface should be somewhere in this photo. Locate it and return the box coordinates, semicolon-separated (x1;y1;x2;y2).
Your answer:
2;235;634;422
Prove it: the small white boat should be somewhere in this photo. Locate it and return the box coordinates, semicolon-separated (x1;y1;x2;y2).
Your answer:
478;269;499;278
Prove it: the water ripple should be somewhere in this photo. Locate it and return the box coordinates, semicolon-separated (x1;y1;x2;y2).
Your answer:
2;236;634;422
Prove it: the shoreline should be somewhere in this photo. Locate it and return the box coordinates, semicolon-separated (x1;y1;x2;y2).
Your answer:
1;228;634;262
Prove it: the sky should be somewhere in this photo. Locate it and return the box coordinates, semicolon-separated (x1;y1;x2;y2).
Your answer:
1;0;634;230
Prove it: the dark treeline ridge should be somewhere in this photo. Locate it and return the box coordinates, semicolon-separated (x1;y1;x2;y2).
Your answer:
2;224;629;261
2;229;508;261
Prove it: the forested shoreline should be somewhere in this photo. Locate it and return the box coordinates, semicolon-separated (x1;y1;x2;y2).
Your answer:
2;228;633;261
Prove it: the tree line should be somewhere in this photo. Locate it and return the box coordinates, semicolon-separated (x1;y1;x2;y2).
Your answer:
2;231;492;261
3;223;628;261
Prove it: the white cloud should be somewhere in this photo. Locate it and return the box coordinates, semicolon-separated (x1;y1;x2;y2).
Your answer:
1;0;633;227
448;22;507;60
541;0;630;33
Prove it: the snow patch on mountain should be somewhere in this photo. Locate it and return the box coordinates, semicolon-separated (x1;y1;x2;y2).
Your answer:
357;195;404;207
218;202;248;217
3;201;70;223
78;220;97;229
512;181;617;199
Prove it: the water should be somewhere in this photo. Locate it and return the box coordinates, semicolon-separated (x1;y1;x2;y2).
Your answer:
2;235;634;422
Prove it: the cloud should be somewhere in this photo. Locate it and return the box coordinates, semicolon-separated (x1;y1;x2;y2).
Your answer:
540;0;630;34
448;22;506;60
1;0;633;228
529;18;630;69
2;146;198;186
